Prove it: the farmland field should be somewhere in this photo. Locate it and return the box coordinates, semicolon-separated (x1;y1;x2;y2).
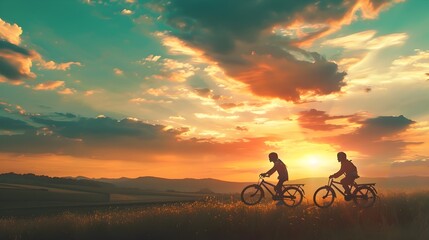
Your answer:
1;192;428;240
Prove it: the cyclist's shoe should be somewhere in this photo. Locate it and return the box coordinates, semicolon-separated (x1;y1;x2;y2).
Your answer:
273;194;282;200
344;194;353;201
276;201;284;206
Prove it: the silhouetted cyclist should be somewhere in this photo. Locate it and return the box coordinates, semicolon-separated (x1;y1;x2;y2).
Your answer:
261;152;289;203
329;152;359;201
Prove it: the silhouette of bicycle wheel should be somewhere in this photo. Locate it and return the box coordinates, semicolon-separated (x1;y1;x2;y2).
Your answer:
353;185;376;208
241;184;264;205
313;186;335;208
281;186;303;207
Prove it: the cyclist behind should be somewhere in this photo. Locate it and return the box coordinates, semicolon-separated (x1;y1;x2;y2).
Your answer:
260;152;289;201
329;152;359;201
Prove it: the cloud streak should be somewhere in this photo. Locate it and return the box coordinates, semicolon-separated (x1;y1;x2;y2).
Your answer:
322;30;408;50
0;113;269;161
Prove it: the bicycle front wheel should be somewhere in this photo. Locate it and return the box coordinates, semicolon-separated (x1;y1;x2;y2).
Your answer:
353;185;376;208
313;186;335;208
281;186;303;207
241;184;264;205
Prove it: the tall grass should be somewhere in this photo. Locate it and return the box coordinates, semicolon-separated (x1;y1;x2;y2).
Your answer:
1;192;428;240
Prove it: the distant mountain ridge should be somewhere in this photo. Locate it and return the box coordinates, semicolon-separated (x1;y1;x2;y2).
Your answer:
97;175;429;194
1;173;428;194
98;176;249;193
0;172;114;188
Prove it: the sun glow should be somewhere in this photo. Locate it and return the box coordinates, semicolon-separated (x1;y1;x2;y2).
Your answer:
306;155;320;168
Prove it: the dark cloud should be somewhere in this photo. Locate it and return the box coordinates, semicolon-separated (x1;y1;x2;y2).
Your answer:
0;116;33;131
193;88;213;98
29;115;182;140
158;0;397;102
0;40;36;82
0;113;269;160
0;40;31;56
235;126;248;131
298;108;355;131
54;112;77;119
319;115;421;159
355;115;415;139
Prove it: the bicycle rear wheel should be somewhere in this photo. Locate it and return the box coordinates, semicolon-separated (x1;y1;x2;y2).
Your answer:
353;185;376;208
241;184;264;205
313;186;335;208
281;186;303;207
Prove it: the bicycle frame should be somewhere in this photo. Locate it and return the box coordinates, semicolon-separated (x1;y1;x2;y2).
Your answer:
241;176;305;207
326;178;377;197
258;177;306;197
326;178;355;197
288;184;305;195
257;178;278;198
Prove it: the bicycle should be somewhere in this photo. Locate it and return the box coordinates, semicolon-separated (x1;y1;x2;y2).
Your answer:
313;177;378;208
241;175;305;207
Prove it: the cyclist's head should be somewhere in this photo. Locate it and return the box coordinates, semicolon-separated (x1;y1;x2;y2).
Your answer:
268;152;278;162
337;152;347;162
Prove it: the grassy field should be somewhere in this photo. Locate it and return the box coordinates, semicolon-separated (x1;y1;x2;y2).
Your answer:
0;192;428;240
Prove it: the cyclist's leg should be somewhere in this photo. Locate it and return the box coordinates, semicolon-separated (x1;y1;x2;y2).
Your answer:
340;176;353;195
275;178;286;196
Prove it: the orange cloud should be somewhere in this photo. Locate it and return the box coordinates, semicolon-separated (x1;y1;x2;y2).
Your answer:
113;68;123;75
298;109;357;131
231;52;346;102
0;18;22;45
121;9;133;15
58;88;76;95
34;81;65;90
38;60;82;71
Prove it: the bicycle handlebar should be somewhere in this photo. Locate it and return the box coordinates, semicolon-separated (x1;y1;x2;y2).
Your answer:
327;177;333;186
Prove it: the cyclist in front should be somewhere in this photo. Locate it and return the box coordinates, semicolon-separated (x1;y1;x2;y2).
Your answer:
260;152;289;203
329;152;359;201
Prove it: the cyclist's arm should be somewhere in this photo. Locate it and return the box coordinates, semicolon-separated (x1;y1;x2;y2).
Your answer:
331;164;345;178
284;168;289;181
265;165;277;177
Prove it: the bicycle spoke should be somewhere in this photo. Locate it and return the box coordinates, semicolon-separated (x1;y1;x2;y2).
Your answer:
241;185;264;205
314;186;335;208
282;186;303;207
250;189;260;197
353;186;376;208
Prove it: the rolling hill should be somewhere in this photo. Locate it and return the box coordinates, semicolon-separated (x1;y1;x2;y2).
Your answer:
97;175;429;194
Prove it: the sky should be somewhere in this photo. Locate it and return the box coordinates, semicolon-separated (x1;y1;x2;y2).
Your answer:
0;0;428;181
